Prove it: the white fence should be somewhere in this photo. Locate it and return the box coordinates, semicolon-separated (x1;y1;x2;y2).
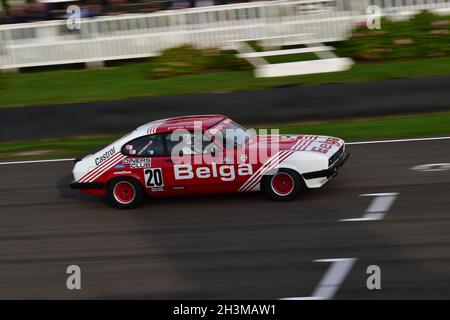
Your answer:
0;0;449;70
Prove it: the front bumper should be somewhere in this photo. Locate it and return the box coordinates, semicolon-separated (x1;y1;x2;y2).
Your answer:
70;181;105;190
302;152;349;180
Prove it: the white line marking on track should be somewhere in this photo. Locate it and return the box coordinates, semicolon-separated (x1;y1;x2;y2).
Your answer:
0;158;75;165
340;215;384;222
346;136;450;145
280;258;357;300
1;136;450;166
411;163;450;172
340;192;399;222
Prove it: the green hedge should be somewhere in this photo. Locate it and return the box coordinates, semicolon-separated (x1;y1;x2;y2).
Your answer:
336;11;450;60
149;44;251;79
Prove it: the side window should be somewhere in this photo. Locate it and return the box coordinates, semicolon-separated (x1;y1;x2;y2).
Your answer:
202;136;219;155
165;132;203;156
122;134;166;157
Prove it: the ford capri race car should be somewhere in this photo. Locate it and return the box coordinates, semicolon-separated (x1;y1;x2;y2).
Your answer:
70;115;349;209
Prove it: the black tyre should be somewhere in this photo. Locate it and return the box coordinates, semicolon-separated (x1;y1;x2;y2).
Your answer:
261;168;304;202
106;177;144;209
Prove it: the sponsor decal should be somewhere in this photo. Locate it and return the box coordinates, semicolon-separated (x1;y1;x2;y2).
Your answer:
208;119;231;135
174;163;253;182
310;137;342;154
113;170;131;175
95;147;115;166
124;144;137;155
114;164;126;169
123;158;152;169
240;154;248;162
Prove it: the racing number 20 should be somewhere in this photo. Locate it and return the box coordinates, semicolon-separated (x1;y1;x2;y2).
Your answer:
144;168;164;187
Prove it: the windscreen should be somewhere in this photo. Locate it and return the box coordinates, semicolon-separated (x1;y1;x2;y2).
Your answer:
209;120;254;149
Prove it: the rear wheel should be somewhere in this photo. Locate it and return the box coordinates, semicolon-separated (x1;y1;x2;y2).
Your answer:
262;169;303;201
106;178;144;209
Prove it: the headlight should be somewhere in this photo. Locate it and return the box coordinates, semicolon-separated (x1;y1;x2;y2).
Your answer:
329;145;344;166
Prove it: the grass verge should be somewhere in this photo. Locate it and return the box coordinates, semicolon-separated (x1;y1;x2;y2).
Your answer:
1;56;450;108
1;112;449;161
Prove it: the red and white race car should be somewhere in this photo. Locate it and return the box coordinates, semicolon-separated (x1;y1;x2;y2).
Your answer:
71;115;349;209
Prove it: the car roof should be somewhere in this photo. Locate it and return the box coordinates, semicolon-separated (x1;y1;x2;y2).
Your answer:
136;114;227;135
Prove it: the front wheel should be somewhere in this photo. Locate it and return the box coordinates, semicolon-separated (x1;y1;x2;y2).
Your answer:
106;178;144;209
261;169;304;202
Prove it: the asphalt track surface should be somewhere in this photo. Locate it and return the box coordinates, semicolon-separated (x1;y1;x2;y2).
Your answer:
2;75;450;140
0;139;450;299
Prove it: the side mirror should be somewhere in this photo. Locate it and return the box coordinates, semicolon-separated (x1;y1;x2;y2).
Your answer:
210;147;216;157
